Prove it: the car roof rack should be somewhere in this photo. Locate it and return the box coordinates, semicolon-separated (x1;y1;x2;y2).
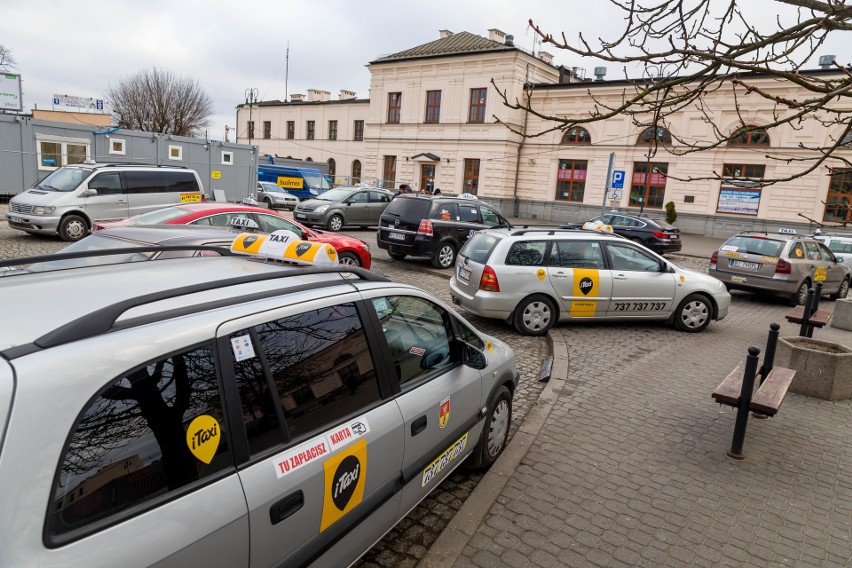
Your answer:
0;245;235;270
509;227;613;236
2;260;389;359
95;162;189;170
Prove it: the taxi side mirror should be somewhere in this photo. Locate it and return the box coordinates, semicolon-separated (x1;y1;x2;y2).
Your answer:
462;342;487;370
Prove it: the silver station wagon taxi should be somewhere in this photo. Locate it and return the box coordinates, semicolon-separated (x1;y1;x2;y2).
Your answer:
449;225;730;335
0;231;518;568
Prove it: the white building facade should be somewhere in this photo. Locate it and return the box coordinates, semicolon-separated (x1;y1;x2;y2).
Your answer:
237;28;852;237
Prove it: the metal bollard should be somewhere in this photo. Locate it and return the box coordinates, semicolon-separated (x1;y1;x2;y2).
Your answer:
800;288;816;337
728;346;761;460
760;323;780;386
813;281;823;312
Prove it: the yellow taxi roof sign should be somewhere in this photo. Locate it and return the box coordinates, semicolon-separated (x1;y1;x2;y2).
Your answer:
230;230;338;265
582;221;614;234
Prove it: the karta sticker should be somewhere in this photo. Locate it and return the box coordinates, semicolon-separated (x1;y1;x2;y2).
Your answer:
186;415;221;464
570;269;599;317
320;438;367;532
536;268;546;281
720;245;738;252
422;433;468;487
439;397;450;428
231;334;256;362
271;417;370;478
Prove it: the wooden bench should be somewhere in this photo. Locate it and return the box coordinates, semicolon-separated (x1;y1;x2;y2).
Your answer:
786;282;833;338
785;305;832;328
711;323;795;459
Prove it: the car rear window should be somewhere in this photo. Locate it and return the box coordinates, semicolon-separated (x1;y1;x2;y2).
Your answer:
722;236;785;257
460;233;502;264
383;198;432;218
828;240;852;254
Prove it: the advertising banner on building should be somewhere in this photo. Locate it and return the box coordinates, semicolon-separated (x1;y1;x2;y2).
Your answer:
1;73;22;111
52;94;108;113
717;188;761;215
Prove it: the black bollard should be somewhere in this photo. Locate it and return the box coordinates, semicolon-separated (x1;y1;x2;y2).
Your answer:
813;281;823;313
728;346;761;460
760;323;781;386
800;288;816;337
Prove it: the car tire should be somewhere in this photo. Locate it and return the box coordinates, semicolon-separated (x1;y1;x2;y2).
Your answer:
830;277;850;301
59;214;88;242
467;386;512;470
791;280;811;306
388;251;406;260
431;242;457;269
513;294;556;336
264;197;274;209
673;293;712;333
327;214;344;232
337;252;361;267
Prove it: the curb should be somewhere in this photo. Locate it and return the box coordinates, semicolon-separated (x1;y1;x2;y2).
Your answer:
417;328;569;568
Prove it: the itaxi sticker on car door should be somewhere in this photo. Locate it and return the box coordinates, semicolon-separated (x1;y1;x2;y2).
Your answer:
569;268;599;317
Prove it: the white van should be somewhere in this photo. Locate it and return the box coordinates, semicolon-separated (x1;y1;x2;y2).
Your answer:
6;162;205;241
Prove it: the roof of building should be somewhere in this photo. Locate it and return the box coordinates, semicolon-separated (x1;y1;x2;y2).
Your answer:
370;31;516;65
237;98;370;109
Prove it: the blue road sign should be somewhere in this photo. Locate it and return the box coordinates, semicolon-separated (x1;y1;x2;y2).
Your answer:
96;99;104;110
611;170;625;189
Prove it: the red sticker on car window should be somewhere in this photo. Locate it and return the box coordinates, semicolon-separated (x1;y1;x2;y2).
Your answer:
410;347;425;356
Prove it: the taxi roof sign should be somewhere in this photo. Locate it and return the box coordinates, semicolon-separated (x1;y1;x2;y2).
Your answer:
582;220;614;234
230;230;338;265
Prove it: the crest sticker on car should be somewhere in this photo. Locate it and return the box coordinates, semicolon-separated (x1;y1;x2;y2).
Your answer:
439;397;450;428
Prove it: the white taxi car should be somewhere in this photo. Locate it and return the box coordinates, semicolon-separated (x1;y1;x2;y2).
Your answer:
449;225;731;335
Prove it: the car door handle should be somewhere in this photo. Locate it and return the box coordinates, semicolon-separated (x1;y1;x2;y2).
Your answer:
270;490;304;525
411;416;428;436
614;274;629;280
553;272;568;278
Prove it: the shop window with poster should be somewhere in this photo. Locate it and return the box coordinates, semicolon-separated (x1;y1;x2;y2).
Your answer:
36;135;90;170
555;159;587;202
716;164;765;215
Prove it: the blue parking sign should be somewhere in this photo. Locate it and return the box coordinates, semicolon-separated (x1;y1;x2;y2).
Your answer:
96;99;104;110
611;170;625;189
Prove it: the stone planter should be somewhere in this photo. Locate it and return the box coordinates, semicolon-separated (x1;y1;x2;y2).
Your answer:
776;337;852;401
831;298;852;332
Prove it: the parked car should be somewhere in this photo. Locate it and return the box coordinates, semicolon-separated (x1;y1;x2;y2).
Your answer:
294;186;394;231
449;226;730;335
256;181;299;210
376;194;511;269
257;164;332;200
709;230;850;305
0;238;518;568
93;202;372;267
562;212;681;254
6;161;205;242
813;232;852;269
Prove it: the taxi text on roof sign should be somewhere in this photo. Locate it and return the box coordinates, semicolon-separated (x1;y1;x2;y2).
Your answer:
230;230;338;265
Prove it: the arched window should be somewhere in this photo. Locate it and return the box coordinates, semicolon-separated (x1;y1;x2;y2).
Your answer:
561;127;591;144
352;160;362;184
637;127;672;145
327;158;336;179
728;126;770;146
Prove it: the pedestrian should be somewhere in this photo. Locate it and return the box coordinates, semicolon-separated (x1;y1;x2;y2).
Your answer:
394;183;411;198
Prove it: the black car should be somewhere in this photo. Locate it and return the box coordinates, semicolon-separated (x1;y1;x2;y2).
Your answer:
376;195;510;268
562;212;681;254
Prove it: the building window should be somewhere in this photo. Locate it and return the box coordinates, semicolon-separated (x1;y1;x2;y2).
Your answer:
108;138;126;155
637;127;672;145
328;158;336;180
555;159;588;202
353;120;364;141
168;145;183;161
425;90;441;124
561;127;591;144
717;164;765;215
263;121;271;140
247;121;255;140
306;120;315;140
383;155;397;189
463;158;480;195
468;88;487;123
630;162;668;209
287;121;295;140
824;169;852;223
328;120;337;141
729;126;770;146
387;93;401;124
352;160;362;184
221;151;234;166
36;137;90;170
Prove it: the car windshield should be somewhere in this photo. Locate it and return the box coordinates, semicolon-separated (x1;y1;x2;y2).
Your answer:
304;173;332;190
34;167;93;192
315;189;352;202
722;236;786;257
259;183;284;193
128;207;190;224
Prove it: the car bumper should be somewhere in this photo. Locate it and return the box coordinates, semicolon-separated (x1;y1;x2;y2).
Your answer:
293;211;327;225
376;231;438;258
449;277;517;321
648;239;683;253
712;289;731;321
5;212;61;235
271;199;298;210
709;268;798;296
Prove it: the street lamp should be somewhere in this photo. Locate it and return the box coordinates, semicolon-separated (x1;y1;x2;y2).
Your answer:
245;88;258;146
638;64;676;216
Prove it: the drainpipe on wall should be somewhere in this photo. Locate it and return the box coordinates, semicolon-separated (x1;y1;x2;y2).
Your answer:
512;66;531;218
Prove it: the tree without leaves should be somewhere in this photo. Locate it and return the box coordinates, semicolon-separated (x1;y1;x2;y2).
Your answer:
108;67;213;137
0;43;17;70
493;0;852;187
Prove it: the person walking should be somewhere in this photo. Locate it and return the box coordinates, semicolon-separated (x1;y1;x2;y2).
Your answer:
394;183;412;198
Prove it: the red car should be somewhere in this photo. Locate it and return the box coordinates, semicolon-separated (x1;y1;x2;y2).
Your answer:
94;203;372;268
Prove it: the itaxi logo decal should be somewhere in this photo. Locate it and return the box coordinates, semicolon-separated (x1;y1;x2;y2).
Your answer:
536;268;546;281
186;415;221;464
570;268;599;317
295;243;312;257
439;396;450;428
578;277;594;295
320;438;367;532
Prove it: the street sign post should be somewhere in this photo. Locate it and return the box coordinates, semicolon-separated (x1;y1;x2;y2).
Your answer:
601;153;616;217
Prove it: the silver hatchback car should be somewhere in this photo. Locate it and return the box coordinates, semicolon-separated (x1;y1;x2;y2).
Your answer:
449;227;730;335
0;237;518;567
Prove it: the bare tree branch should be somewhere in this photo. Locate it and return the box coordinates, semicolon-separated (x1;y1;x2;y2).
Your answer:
0;43;17;71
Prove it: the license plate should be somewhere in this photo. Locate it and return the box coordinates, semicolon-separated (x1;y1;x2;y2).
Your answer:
295;213;306;219
670;234;679;239
8;216;23;223
731;260;760;270
458;266;471;282
387;232;406;241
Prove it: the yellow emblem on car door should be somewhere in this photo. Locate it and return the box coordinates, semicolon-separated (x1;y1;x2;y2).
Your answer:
569;269;599;317
320;438;367;532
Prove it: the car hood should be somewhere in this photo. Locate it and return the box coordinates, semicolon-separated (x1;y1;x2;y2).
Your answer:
310;230;367;248
295;199;335;211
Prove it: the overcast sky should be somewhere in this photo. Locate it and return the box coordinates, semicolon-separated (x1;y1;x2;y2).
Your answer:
2;0;846;141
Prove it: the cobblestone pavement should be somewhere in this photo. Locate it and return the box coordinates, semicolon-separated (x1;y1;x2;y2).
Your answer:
0;220;548;568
